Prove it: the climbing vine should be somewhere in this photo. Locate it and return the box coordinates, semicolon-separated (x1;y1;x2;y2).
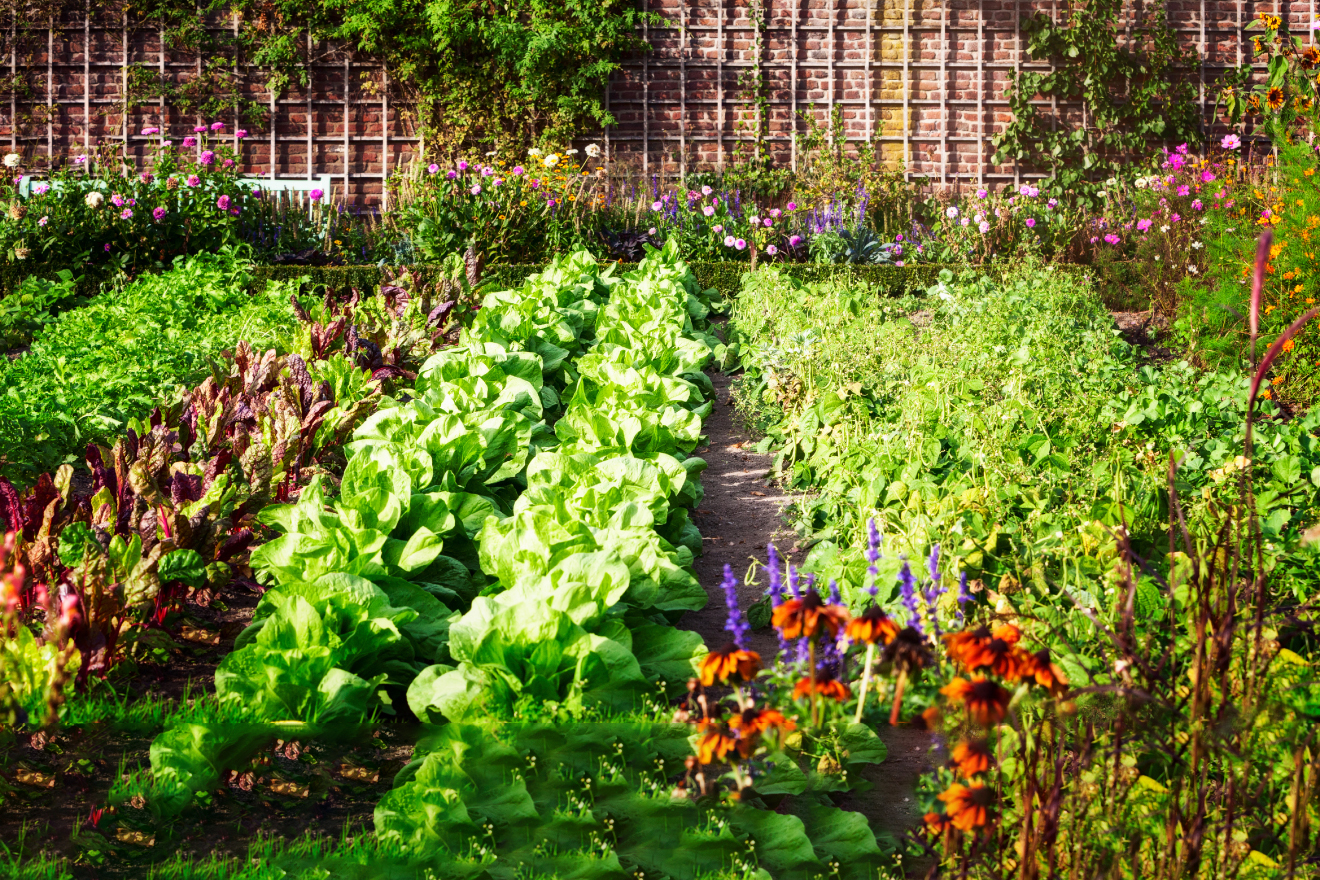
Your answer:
991;0;1201;189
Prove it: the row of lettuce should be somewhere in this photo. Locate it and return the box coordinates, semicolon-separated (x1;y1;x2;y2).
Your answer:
140;243;890;878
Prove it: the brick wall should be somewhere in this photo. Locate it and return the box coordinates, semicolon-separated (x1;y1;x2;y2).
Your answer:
0;2;1292;202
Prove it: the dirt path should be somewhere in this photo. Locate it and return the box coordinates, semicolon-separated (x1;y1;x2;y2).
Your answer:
684;367;933;867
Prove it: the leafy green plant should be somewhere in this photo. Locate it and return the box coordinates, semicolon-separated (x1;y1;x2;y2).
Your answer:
0;269;85;349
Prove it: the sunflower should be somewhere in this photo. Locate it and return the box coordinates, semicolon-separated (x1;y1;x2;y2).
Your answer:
793;670;851;702
941;676;1012;726
1268;87;1286;111
695;720;739;764
951;738;993;778
1304;46;1320;69
772;589;849;640
938;782;997;830
698;643;761;686
845;605;900;645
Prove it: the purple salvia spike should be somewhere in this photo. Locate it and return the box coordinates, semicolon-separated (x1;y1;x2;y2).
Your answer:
828;578;841;605
788;564;801;599
899;560;922;634
956;571;972;625
721;564;750;651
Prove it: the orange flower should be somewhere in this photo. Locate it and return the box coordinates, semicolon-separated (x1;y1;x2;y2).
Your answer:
941;676;1012;726
699;643;761;686
951;738;993;778
793;670;851;702
845;605;900;645
772;590;849;640
1026;649;1069;696
943;626;992;666
924;811;953;834
695;721;738;764
918;705;943;730
730;707;795;738
939;782;997;830
945;624;1025;678
1283;338;1296;352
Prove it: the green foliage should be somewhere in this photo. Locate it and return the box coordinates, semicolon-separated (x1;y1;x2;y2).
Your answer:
992;0;1201;189
0;269;84;349
0;250;302;483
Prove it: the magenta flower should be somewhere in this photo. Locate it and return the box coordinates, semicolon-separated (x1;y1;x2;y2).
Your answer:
1170;213;1181;222
309;188;324;201
512;165;525;175
480;166;493;177
1104;233;1120;245
895;233;904;242
427;163;439;174
216;195;230;210
210;122;225;131
976;188;988;198
1192;199;1204;210
192;125;207;133
978;221;990;233
186;174;200;187
446;170;456;179
152;206;167;221
786;201;797;211
735;238;747;250
702;205;715;217
1025;218;1036;228
766;244;778;255
161;140;172;147
457;160;468;171
140;172;152;184
723;234;735;247
763;218;773;227
33;182;48;195
1221;134;1241;150
223;158;234;168
119;208;133;220
789;234;803;247
470;184;482;195
1137;219;1152;232
199;150;215;166
182;136;197;148
1201;170;1216;183
236;129;248;138
141;126;159;135
1177;185;1190;196
110;194;125;207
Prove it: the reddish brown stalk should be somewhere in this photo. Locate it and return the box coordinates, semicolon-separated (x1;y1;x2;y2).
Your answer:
888;667;907;727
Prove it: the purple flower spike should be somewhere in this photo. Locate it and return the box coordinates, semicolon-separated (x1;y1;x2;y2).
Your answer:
899;560;922;634
766;543;784;604
788;565;801;599
956;571;972;624
828;578;841;605
866;518;882;597
722;564;750;651
927;543;941;585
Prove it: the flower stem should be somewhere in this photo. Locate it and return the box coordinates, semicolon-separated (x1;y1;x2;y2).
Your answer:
854;643;876;724
889;667;908;726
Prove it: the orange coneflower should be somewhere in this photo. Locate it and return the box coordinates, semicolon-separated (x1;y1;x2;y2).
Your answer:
794;670;851;702
918;705;943;730
943;626;992;666
941;676;1012;726
1268;87;1287;111
699;642;762;687
845;605;900;645
946;624;1027;678
924;811;953;834
729;707;795;744
695;720;739;764
772;589;849;640
938;782;997;830
951;738;993;778
1026;648;1069;696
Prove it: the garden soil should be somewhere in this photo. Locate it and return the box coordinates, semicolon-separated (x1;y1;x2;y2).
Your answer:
684;367;935;872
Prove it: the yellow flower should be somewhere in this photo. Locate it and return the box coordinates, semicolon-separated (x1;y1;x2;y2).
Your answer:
520;200;527;206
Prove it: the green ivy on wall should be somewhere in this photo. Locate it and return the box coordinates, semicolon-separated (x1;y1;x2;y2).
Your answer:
991;0;1202;190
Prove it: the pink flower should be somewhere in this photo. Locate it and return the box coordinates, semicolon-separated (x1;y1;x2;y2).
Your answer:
1137;219;1152;232
766;244;778;255
161;140;172;147
73;155;86;164
978;221;990;233
702;205;715;217
512;165;525;175
786;202;797;211
152;206;167;221
702;185;713;196
186;174;200;187
724;234;735;246
110;194;125;207
735;238;747;250
140;172;152;184
713;225;724;233
119;208;133;220
1170;213;1181;222
193;125;207;133
223;158;234;168
1191;199;1204;210
236;129;248;138
103;243;111;252
33;182;48;195
216;194;230;210
182;136;197;148
770;208;781;218
651;201;663;211
470;184;482;195
446;170;457;179
895;233;904;242
457;160;468;171
1221;134;1241;150
480;166;493;177
199;150;215;166
789;234;803;247
210;122;225;131
763;218;773;227
309;188;324;201
37;215;47;226
1177;185;1190;196
427;163;440;174
141;126;159;135
1200;170;1216;183
1104;233;1120;245
976;188;988;198
1025;217;1036;228
529;179;539;188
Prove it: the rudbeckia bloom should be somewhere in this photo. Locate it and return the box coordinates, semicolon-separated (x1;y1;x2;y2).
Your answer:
938;782;996;830
1027;648;1068;695
772;590;849;640
924;811;953;834
941;676;1011;726
793;670;851;702
699;643;761;687
845;605;900;645
1268;87;1286;111
951;738;992;777
729;707;794;737
695;721;739;764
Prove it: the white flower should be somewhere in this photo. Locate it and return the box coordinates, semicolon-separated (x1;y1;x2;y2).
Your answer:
1191;241;1203;249
585;143;601;158
1200;218;1210;226
1154;255;1161;261
1187;265;1199;274
543;154;559;168
528;148;543;157
1097;190;1107;198
3;153;19;168
484;151;497;157
565;148;579;155
1159;225;1170;233
1135;177;1149;189
1105;177;1117;186
946;206;959;219
85;191;104;208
